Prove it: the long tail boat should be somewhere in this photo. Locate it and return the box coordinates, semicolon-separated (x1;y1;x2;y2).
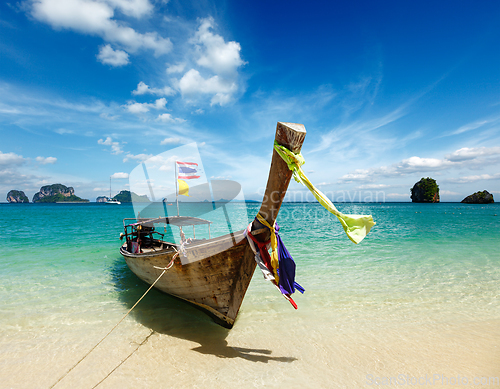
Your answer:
119;122;307;328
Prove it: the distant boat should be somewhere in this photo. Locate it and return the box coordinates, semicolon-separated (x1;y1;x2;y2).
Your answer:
107;176;121;204
119;122;306;328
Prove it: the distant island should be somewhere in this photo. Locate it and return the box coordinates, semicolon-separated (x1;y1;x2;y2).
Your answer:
6;190;29;203
111;190;150;203
461;190;494;204
96;196;108;203
6;184;89;203
410;177;440;203
32;184;88;203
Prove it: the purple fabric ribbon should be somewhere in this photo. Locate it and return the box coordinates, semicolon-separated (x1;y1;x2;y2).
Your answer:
274;223;305;295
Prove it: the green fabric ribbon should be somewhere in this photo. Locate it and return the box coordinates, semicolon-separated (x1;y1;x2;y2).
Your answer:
274;141;376;244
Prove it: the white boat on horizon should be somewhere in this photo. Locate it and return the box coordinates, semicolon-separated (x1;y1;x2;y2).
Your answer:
107;176;121;204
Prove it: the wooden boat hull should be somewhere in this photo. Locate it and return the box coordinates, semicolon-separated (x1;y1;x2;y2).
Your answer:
120;122;307;328
120;230;256;328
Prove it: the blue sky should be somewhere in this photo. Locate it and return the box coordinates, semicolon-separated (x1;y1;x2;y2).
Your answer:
1;0;499;202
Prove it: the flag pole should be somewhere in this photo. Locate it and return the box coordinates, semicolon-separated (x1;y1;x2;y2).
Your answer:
175;161;179;216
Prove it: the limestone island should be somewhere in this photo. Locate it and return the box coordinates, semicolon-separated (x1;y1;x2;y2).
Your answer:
461;190;494;204
96;196;109;203
32;184;89;203
410;177;440;203
6;190;30;203
109;190;150;203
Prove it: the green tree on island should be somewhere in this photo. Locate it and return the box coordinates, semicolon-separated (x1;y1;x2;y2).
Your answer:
410;177;440;203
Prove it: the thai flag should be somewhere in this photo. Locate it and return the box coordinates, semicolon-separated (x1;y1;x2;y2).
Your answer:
177;161;200;179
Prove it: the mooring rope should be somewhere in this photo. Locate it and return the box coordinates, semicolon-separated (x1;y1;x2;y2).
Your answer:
91;329;155;389
49;255;176;389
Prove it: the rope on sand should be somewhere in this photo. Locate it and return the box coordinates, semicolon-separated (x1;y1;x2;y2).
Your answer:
91;329;155;389
49;255;176;388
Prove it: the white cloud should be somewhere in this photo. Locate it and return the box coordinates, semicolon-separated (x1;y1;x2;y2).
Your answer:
193;17;245;75
132;81;175;96
339;157;449;183
0;151;26;166
100;112;119;120
154;98;167;109
355;184;394;190
172;18;245;106
98;136;123;154
29;0;172;57
446;173;500;184
125;102;150;114
97;44;129;66
338;169;371;183
36;156;57;165
178;69;237;106
157;113;185;123
166;63;186;74
124;98;167;114
445;147;500;162
111;172;129;179
160;137;181;145
123;152;153;162
339;145;500;185
397;156;449;171
105;0;153;18
132;81;150;95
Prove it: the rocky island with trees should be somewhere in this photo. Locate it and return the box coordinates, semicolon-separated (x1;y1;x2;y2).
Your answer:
461;190;494;204
6;184;88;203
410;177;440;203
6;190;30;203
112;190;150;203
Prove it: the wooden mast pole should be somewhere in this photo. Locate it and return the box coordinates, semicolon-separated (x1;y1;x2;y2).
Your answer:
251;122;306;237
175;161;179;216
225;122;306;324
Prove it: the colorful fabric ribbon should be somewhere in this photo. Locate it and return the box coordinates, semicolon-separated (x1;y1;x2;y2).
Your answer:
256;213;304;296
246;219;303;309
273;141;376;244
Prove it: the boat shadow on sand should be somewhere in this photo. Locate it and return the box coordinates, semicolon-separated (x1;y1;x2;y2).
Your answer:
110;257;297;364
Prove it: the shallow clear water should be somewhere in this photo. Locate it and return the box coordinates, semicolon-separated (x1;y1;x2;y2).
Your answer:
0;202;499;388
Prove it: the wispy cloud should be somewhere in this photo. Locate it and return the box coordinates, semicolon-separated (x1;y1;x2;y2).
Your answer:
313;102;408;154
157;114;185;123
132;81;175;96
160;137;181;145
444;173;500;184
443;115;500;137
445;146;500;162
339;146;500;184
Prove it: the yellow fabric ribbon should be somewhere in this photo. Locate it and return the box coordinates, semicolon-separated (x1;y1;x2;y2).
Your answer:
256;213;280;283
274;141;376;244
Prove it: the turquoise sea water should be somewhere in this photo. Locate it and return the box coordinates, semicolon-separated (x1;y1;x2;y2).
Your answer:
0;202;499;388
